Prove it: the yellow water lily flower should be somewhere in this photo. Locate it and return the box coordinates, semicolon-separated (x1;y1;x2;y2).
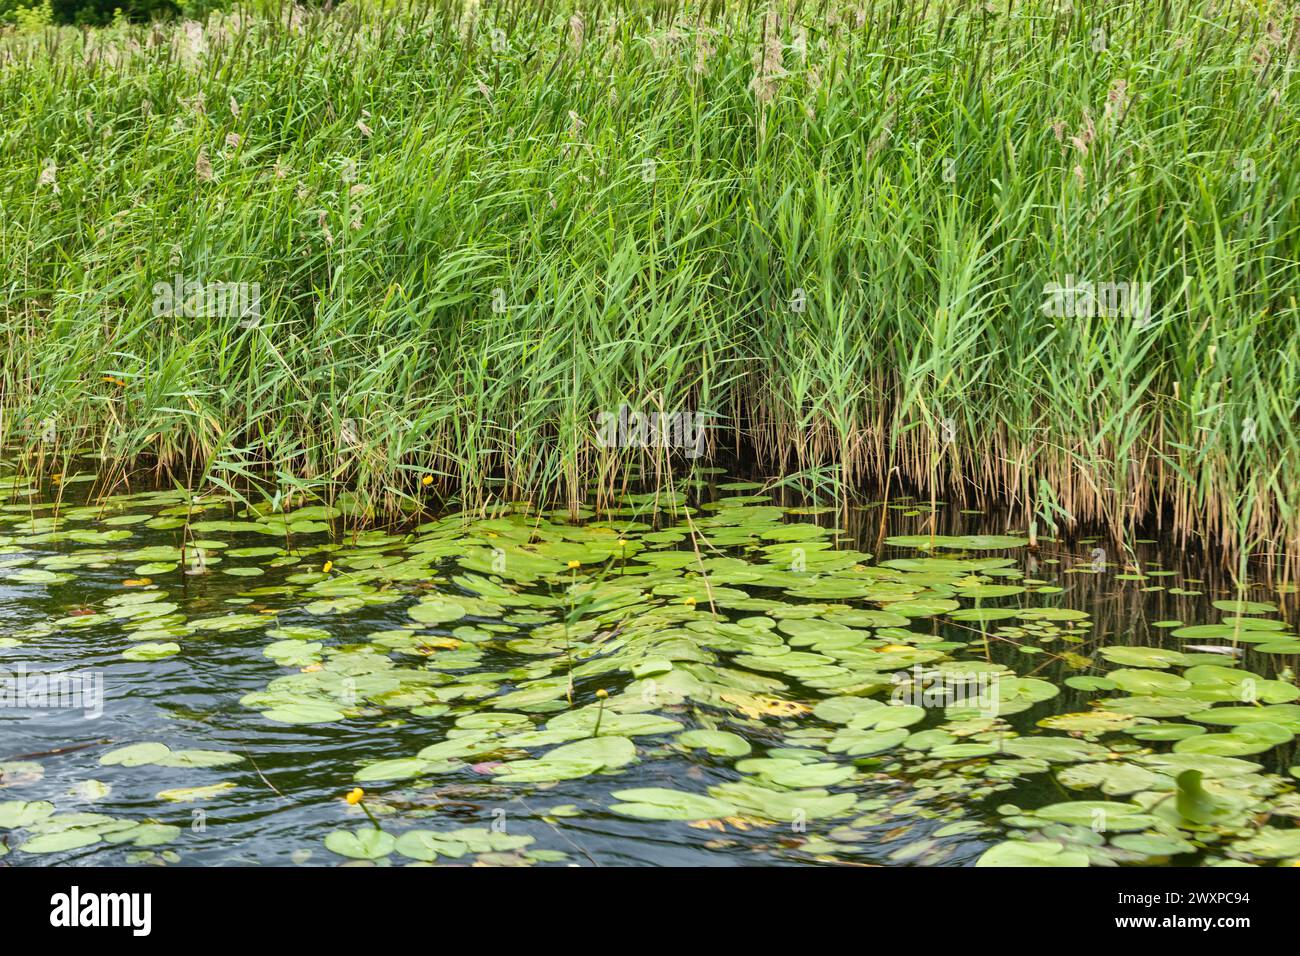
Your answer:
566;560;581;569
322;561;333;573
345;788;364;805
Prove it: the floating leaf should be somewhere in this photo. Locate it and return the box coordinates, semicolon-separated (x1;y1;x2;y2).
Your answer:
262;702;346;725
1172;722;1293;756
325;827;395;860
156;782;237;802
99;743;172;767
122;642;181;661
610;788;737;821
20;829;101;854
0;800;55;828
1033;800;1159;832
976;840;1089;867
353;758;433;783
677;729;751;757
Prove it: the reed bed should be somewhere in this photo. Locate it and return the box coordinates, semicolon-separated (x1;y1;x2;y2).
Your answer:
1;0;1298;574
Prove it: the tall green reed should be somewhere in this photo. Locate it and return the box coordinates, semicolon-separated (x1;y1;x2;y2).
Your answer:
1;0;1298;575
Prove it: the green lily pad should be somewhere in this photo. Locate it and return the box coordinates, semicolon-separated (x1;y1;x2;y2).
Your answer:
353;758;434;783
122;642;181;661
156;782;237;802
0;800;56;828
1033;800;1159;831
610;788;737;821
325;827;395;860
262;702;346;725
103;822;182;847
1211;600;1276;615
20;829;101;854
1172;722;1293;756
99;743;172;767
1231;827;1300;860
1057;761;1160;795
1111;833;1195;857
408;597;468;625
1097;646;1191;669
1000;737;1109;763
976;840;1090;867
677;729;752;757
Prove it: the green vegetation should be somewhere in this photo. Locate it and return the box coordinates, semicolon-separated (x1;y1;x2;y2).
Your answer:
0;0;190;28
4;477;1300;866
2;0;1298;573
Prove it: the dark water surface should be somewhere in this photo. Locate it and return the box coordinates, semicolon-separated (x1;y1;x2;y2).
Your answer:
2;470;1298;867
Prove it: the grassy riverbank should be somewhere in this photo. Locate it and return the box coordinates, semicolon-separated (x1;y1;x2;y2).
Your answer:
2;0;1298;572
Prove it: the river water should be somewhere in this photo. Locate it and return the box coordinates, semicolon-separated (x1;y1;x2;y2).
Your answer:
1;469;1297;866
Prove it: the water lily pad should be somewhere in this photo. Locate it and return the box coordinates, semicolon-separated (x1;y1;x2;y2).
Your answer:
353;758;433;783
1111;832;1194;857
103;822;182;847
1211;600;1276;615
1107;669;1191;695
1232;827;1300;860
708;781;856;822
1139;753;1262;779
1000;737;1108;763
325;827;395;860
408;597;468;625
157;782;237;802
1033;800;1159;831
1186;704;1300;730
1064;676;1117;692
20;829;101;854
10;568;74;585
1057;761;1160;795
1097;646;1191;669
1172;722;1293;756
886;534;1027;550
495;735;636;782
736;757;855;788
1128;723;1205;742
1037;711;1135;734
0;762;44;787
99;743;172;767
0;800;56;828
610;788;737;821
976;840;1089;867
677;729;751;757
262;701;346;725
546;709;681;738
827;726;910;756
122;642;181;661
